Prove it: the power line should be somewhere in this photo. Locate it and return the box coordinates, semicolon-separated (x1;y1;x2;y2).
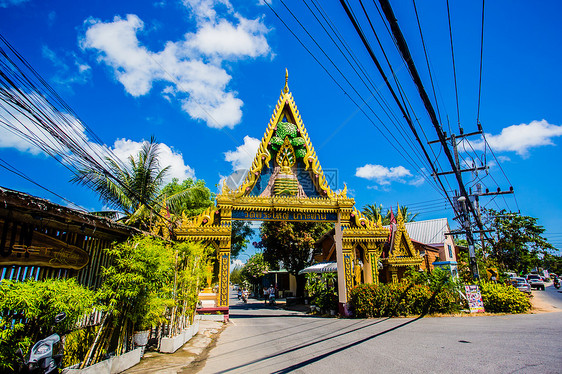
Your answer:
445;0;461;131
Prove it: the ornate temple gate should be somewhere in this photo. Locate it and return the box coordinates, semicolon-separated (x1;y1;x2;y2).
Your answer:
176;73;422;314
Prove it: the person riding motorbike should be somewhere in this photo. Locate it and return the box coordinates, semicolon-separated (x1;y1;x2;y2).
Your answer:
267;285;276;305
554;276;560;289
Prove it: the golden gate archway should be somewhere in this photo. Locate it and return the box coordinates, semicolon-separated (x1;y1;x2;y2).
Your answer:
176;72;422;316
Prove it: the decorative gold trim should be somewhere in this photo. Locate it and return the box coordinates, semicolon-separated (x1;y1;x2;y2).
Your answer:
218;251;230;306
221;83;337;199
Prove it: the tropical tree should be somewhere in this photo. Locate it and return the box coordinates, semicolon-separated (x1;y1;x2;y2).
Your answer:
362;203;418;225
72;138;220;234
72;137;169;230
362;203;383;223
486;209;555;274
240;253;269;287
230;221;253;259
256;221;332;296
399;205;418;223
159;177;214;217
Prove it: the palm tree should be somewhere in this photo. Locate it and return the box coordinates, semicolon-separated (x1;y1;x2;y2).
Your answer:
73;137;216;231
399;205;418;223
72;137;168;218
362;203;383;222
362;203;418;225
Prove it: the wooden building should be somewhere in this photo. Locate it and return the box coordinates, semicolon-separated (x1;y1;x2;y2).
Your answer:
0;187;138;289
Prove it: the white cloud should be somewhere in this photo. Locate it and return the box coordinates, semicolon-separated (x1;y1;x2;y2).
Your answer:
0;90;83;156
187;18;270;58
0;89;194;184
0;0;28;7
81;2;270;129
110;138;195;184
355;164;412;185
224;135;260;170
42;45;91;89
231;258;245;268
182;0;232;23
472;120;562;158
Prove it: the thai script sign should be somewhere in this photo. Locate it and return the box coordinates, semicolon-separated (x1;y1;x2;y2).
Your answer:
232;210;337;222
465;285;485;313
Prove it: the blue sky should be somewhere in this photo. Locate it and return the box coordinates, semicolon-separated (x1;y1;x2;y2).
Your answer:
1;0;561;256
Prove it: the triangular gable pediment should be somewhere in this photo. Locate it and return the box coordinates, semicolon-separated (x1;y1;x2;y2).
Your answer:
220;76;336;199
390;208;419;259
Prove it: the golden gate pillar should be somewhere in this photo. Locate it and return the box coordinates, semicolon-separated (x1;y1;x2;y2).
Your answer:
217;237;231;307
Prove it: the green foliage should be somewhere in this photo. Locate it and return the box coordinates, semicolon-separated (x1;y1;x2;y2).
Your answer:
0;278;95;371
72;137;169;224
88;236;210;362
173;240;211;326
62;326;99;368
258;221;331;275
349;268;462;318
479;282;531;314
486;209;555;274
305;273;337;312
230;221;253;259
258;221;332;296
97;235;175;330
160;177;214;217
230;265;244;286
241;253;269;284
362;204;418;225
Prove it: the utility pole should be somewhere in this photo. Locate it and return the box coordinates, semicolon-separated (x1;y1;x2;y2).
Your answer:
432;130;513;280
431;129;485;280
375;0;514;281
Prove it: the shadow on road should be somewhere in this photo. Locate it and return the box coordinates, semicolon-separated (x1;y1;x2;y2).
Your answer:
214;315;398;373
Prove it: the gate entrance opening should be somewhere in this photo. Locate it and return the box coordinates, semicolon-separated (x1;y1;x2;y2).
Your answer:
176;72;422;317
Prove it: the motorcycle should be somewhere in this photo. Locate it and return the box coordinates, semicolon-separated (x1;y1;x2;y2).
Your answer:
554;277;560;289
16;312;67;374
241;292;248;304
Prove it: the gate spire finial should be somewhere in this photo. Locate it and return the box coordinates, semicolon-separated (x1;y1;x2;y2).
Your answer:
284;68;289;93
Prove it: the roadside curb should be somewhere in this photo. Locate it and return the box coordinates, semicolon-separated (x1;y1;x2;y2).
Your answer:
122;320;227;374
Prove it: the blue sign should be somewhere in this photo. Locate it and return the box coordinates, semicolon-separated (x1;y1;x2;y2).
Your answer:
232;210;337;222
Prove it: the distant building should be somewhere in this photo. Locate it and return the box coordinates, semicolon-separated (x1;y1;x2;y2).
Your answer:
403;218;457;263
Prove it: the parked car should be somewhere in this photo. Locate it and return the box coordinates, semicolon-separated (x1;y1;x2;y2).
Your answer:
526;274;545;290
511;277;531;294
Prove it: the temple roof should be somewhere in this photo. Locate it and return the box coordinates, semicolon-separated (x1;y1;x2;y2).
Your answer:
219;70;341;200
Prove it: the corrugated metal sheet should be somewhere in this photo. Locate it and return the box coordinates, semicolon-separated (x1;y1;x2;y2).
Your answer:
404;218;450;245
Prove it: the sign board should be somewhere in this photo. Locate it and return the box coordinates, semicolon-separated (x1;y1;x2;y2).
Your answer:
232;210;337;222
0;231;89;270
486;268;498;281
465;285;485;313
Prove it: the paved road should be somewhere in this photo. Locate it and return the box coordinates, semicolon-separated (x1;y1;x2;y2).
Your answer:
535;280;562;310
197;290;562;374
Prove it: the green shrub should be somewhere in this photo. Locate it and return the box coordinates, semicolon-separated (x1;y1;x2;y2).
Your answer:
305;273;338;312
62;325;99;368
479;282;531;313
0;278;94;371
349;269;463;318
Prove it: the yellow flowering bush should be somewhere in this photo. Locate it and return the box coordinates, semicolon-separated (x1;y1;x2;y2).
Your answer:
479;281;531;313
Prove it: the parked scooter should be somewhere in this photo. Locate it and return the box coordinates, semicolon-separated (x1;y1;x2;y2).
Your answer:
17;312;67;374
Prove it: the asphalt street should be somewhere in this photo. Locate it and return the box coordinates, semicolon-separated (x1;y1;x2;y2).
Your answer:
197;288;562;374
